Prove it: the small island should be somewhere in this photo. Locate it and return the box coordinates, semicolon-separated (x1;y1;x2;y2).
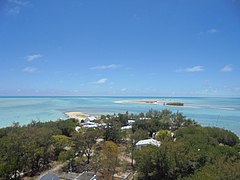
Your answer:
165;102;184;106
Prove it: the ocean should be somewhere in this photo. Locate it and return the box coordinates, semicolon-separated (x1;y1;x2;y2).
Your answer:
0;96;239;135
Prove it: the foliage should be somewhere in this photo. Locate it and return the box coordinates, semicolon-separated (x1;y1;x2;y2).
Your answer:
205;127;239;146
134;125;240;180
98;141;119;179
185;158;240;180
72;128;102;163
0;110;239;179
134;145;161;180
51;135;72;159
155;130;172;142
133;110;197;136
166;102;184;106
0;126;54;178
132;129;149;143
103;121;122;143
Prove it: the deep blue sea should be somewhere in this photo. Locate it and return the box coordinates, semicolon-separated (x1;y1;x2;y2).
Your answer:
0;96;239;135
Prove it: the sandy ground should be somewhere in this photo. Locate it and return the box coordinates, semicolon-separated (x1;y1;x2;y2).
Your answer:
65;112;89;121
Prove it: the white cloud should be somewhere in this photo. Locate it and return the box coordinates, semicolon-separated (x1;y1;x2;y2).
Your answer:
25;54;43;61
185;66;204;72
198;28;219;36
90;64;119;70
8;0;28;6
72;90;80;93
22;67;37;73
7;0;29;15
207;28;219;33
96;78;107;85
121;88;127;92
177;66;205;73
190;85;240;97
221;64;233;72
7;6;20;14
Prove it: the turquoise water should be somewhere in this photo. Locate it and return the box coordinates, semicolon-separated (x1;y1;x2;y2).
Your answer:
0;96;239;135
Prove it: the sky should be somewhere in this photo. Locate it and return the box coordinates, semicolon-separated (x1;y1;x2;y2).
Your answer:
0;0;240;97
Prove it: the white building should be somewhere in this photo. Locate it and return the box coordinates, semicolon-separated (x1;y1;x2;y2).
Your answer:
86;121;97;125
139;117;150;120
136;138;161;148
127;120;135;125
83;124;98;128
84;116;96;123
121;125;132;130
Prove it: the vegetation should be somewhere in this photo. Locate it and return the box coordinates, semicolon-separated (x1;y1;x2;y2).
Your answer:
166;102;184;106
0;110;239;179
134;126;240;180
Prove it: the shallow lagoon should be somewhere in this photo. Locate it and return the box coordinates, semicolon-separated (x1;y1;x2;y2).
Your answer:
0;96;239;135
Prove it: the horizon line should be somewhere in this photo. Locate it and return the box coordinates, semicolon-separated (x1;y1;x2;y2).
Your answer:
0;95;239;98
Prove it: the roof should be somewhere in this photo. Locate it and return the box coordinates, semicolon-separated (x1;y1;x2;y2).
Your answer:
128;120;135;124
83;124;98;128
85;116;96;121
139;117;150;120
40;172;60;180
74;171;97;180
121;125;132;130
136;138;161;147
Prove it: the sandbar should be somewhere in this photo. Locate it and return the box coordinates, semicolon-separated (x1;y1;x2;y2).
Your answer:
114;99;163;104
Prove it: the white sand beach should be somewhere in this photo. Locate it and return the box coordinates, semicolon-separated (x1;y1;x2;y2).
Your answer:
65;112;89;121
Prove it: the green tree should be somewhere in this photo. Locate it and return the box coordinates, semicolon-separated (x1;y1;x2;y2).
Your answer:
155;130;172;142
104;122;122;143
185;158;240;180
72;128;102;163
52;135;72;159
134;145;161;180
98;141;119;179
0;132;25;179
205;127;239;146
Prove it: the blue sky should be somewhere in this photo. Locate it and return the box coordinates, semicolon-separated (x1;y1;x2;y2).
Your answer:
0;0;240;96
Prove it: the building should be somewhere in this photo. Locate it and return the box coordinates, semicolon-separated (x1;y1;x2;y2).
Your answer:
83;124;98;128
121;125;132;130
136;138;161;148
84;116;96;123
39;172;60;180
127;120;135;125
139;117;150;120
73;171;97;180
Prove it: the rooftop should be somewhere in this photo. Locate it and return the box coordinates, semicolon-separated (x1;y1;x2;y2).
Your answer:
39;172;60;180
136;138;161;147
